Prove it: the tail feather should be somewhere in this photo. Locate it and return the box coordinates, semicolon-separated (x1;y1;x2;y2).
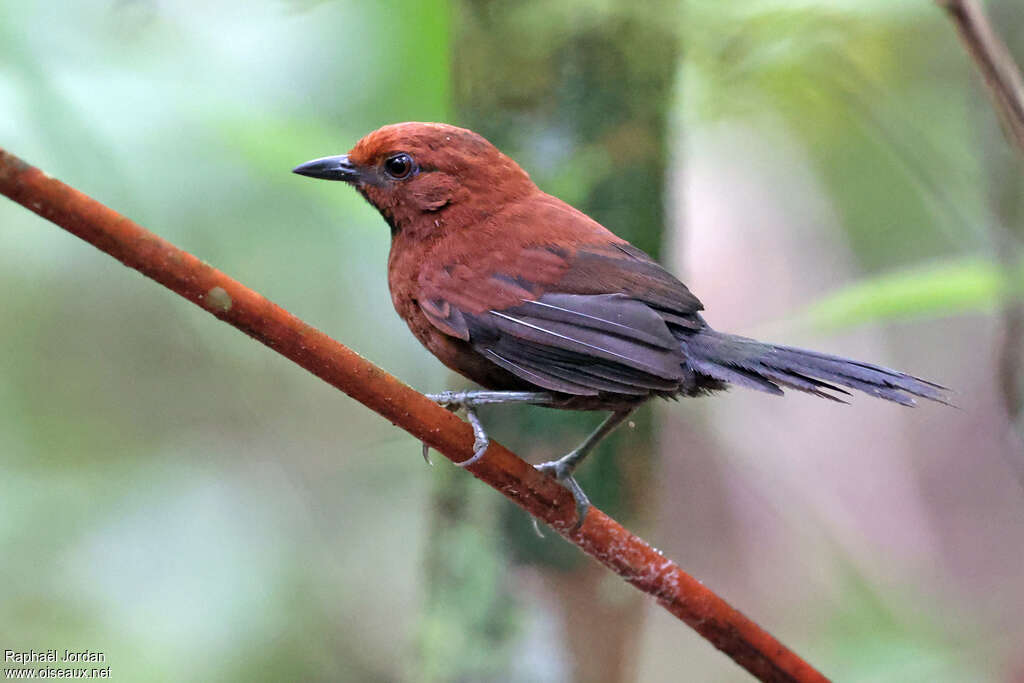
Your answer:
682;328;947;406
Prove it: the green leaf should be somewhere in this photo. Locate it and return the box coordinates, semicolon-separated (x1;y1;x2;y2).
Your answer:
792;258;1023;332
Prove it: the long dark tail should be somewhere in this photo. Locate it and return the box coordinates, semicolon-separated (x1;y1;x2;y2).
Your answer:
681;328;947;406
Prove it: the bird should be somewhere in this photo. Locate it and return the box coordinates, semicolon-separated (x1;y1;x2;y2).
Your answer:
293;122;946;530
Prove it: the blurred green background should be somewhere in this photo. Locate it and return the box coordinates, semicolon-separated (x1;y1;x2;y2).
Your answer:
2;1;1022;681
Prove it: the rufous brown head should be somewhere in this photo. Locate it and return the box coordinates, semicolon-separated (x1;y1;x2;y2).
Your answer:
293;122;535;235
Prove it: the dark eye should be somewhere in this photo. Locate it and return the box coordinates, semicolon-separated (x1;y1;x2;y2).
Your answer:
384;153;415;180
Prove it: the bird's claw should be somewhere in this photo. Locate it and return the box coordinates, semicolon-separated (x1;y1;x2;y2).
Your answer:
536;457;590;532
456;432;489;468
422;393;493;467
456;408;490;467
530;517;546;539
421;442;433;466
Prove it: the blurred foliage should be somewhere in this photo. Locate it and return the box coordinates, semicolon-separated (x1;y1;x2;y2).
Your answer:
681;2;988;268
415;463;520;683
793;256;1024;332
816;565;976;683
1;1;451;681
1;0;1022;681
681;2;1022;428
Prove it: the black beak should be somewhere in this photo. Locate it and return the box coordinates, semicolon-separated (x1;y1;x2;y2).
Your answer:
292;154;361;182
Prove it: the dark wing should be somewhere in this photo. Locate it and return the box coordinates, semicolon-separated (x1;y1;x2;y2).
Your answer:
556;241;705;331
417;241;702;396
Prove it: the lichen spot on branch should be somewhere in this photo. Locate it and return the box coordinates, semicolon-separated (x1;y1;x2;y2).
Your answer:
203;286;232;313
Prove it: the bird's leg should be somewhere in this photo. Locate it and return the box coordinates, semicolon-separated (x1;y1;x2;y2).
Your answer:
535;408;635;532
426;390;559;409
423;390;559;467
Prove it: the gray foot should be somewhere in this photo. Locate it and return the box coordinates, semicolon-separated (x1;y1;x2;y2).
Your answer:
536;455;590;531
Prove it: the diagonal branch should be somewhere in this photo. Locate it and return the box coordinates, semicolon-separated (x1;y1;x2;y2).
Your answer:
937;0;1024;153
937;0;1024;438
0;148;828;683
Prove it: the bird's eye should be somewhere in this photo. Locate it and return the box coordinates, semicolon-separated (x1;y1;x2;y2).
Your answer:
384;153;415;180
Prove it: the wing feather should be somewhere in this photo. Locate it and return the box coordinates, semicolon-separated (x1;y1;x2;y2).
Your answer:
416;239;697;396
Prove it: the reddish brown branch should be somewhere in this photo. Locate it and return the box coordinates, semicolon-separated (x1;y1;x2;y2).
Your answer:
0;148;829;683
